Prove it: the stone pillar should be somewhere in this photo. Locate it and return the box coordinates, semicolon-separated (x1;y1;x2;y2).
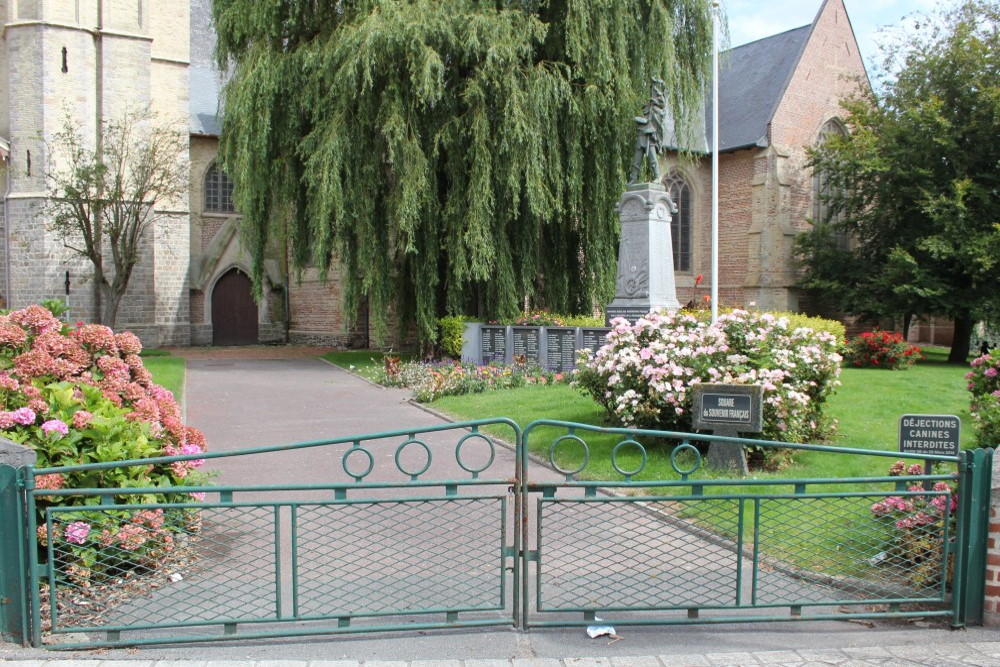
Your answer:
606;183;680;323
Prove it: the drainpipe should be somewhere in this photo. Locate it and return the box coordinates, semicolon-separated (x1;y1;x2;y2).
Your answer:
92;0;104;322
3;147;11;309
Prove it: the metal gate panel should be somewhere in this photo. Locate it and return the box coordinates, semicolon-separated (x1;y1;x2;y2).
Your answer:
522;420;968;628
23;419;520;648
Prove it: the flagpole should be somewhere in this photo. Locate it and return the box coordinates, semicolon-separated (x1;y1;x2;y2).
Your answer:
711;0;720;324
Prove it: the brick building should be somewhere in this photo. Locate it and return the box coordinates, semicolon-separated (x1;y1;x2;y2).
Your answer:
0;0;867;347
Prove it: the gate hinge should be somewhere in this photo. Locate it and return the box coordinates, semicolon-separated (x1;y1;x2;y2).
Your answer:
525;550;540;562
502;546;516;558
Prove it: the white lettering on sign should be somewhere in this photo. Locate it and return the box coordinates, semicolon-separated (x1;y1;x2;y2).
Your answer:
703;408;751;420
901;417;959;429
718;398;735;407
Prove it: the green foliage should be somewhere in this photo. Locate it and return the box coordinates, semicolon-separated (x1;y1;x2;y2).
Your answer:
39;299;69;319
774;312;846;344
844;330;923;369
437;316;467;359
797;0;1000;363
213;0;715;345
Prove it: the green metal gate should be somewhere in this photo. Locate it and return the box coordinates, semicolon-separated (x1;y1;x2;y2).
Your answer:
519;421;992;630
1;418;993;648
15;419;521;648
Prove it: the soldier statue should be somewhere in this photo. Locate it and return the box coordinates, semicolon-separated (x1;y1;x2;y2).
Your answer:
629;78;667;184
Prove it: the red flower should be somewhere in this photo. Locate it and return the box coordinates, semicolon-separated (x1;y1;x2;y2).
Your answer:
695;274;704;287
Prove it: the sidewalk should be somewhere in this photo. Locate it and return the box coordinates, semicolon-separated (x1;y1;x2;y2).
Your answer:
2;348;999;665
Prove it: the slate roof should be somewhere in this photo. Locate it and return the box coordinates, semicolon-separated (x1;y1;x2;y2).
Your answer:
190;65;225;136
708;24;813;152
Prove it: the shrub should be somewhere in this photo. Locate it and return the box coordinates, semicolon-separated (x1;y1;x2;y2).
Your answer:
967;353;1000;447
844;330;922;369
575;309;843;448
0;305;209;585
437;316;467;359
869;461;956;588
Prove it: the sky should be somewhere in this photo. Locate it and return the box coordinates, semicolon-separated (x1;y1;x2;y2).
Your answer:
722;0;943;72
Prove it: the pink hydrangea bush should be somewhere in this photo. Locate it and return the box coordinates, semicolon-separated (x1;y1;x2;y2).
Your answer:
575;309;842;464
869;461;957;587
967;353;1000;447
0;305;209;584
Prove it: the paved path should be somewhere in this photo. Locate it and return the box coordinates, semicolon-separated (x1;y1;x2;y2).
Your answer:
3;348;999;665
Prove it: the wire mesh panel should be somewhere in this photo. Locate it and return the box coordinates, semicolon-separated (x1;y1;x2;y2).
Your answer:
295;497;506;618
754;493;951;606
538;497;741;611
44;504;278;633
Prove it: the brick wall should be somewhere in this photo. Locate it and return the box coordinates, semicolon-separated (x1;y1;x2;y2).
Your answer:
986;458;1000;625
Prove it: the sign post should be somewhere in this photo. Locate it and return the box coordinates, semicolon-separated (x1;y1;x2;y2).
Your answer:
692;384;763;475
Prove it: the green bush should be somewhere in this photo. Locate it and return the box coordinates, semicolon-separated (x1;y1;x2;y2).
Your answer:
437;316;466;359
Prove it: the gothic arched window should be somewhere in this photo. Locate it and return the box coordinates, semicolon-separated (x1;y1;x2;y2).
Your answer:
813;120;848;248
664;172;692;272
204;163;235;213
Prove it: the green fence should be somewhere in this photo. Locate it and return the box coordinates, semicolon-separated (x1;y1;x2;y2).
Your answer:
1;418;992;648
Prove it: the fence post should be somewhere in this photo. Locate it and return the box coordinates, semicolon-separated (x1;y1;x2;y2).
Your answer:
955;448;993;627
986;452;1000;625
0;437;35;645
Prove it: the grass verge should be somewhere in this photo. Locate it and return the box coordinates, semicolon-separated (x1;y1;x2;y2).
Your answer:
141;350;185;402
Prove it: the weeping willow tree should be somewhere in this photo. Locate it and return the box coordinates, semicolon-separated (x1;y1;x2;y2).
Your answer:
213;0;714;344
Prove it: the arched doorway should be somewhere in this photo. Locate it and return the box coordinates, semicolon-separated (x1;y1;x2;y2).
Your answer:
211;268;259;346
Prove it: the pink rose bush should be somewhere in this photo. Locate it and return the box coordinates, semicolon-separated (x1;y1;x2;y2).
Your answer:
0;304;209;585
967;352;1000;447
575;309;842;462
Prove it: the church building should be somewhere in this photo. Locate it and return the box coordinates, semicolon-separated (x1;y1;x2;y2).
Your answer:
0;0;873;347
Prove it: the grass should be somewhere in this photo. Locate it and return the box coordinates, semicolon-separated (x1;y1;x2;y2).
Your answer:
140;350;185;402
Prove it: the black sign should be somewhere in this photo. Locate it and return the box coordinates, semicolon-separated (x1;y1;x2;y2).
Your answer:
700;394;753;425
605;306;649;325
512;327;541;364
898;414;961;457
691;384;763;433
581;328;611;354
480;326;507;364
546;328;578;372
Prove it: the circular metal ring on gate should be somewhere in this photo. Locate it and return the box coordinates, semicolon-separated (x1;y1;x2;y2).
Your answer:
611;439;647;478
456;433;496;475
395;438;432;478
548;435;589;476
670;442;702;477
342;446;375;480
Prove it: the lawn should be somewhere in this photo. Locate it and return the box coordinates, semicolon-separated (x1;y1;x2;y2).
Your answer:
140;349;186;402
321;349;416;382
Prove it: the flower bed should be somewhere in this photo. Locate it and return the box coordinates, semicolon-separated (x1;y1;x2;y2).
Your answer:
376;359;565;402
575;309;843;452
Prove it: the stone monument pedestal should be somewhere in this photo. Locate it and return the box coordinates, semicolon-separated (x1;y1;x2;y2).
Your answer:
606;183;680;324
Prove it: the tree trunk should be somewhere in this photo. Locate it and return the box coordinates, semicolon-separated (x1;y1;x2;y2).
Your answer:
100;282;122;330
947;316;974;364
902;313;913;340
